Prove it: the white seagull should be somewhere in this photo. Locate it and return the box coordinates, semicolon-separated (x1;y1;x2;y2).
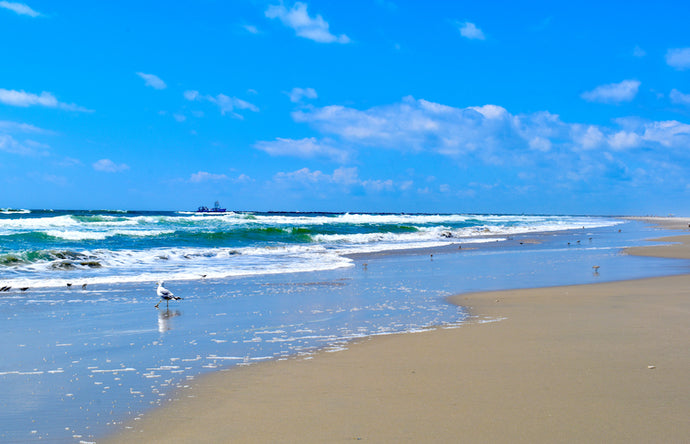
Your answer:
155;281;182;308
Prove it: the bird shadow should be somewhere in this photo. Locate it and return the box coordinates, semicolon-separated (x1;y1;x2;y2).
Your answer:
157;308;182;333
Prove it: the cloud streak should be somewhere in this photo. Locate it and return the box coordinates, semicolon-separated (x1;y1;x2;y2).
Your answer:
189;171;228;183
288;87;317;103
184;90;258;119
93;159;129;173
0;1;40;17
266;2;350;43
273;166;395;192
580;80;640;104
0;88;92;112
255;137;348;162
136;72;167;90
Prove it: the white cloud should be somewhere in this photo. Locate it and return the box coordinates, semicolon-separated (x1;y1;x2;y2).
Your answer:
265;2;350;43
183;90;199;101
0;1;39;17
608;131;642;150
284;96;690;169
273;166;397;192
173;113;186;122
0;134;40;155
274;167;328;183
243;24;260;34
0;89;58;107
291;96;540;159
468;104;507;119
189;171;228;183
270;98;690;196
254;137;348;162
580;80;640;103
639;120;690;147
234;173;253;184
136;72;167;90
331;166;359;185
458;21;485;40
0;88;91;112
670;88;690;106
666;48;690;70
528;136;551;152
185;90;259;118
288;87;318;103
632;45;646;58
57;157;83;167
93;159;129;173
0;120;47;134
572;125;604;150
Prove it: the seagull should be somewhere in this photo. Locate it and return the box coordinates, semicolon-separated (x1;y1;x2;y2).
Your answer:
155;281;182;308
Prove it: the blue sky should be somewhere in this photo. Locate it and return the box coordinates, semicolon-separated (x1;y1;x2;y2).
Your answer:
1;0;690;215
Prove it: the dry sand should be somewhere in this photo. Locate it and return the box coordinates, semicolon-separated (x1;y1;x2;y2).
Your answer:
105;219;690;443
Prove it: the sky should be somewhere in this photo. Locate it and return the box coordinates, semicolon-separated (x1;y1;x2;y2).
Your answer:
1;0;690;215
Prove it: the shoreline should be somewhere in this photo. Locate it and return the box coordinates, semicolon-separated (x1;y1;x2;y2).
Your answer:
103;218;690;443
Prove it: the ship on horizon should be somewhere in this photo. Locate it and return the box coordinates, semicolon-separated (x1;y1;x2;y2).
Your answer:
197;201;227;214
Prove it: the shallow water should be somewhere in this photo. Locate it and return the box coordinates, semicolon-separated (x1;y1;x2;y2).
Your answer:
0;220;687;442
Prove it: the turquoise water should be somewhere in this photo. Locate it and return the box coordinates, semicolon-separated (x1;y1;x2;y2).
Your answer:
0;210;619;289
0;212;686;442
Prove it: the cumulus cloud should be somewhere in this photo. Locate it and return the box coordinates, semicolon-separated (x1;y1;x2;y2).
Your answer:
0;1;40;17
457;21;485;40
92;159;129;173
136;72;167;90
265;96;690;198
291;96;540;160
288;87;317;103
254;137;348;162
666;48;690;70
581;80;640;103
0;88;91;112
265;2;350;43
283;95;690;168
184;90;258;118
637;120;690;147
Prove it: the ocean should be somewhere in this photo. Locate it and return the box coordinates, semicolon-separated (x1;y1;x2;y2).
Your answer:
0;210;685;442
0;209;620;289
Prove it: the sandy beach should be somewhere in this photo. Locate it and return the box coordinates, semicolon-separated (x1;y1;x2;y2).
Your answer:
105;219;690;443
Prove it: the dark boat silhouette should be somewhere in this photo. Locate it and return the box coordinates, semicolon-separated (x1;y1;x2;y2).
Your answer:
197;200;227;214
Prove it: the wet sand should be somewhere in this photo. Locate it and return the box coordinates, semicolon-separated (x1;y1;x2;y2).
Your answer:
105;218;690;443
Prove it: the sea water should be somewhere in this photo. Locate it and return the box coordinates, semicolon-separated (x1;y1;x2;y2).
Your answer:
0;211;687;442
0;210;620;289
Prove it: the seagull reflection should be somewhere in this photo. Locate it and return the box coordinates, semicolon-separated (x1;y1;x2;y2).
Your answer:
157;308;181;333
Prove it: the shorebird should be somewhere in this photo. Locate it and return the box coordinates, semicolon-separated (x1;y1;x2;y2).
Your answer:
155;281;182;308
